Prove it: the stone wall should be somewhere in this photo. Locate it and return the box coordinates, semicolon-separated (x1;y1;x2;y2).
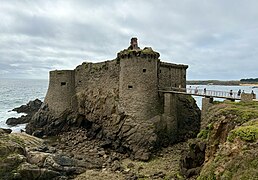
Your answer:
159;62;188;89
75;60;120;93
74;60;121;140
44;70;75;116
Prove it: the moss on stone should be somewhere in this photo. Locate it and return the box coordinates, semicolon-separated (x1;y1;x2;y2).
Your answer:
141;48;156;54
228;120;258;142
197;123;213;139
197;130;209;139
209;101;258;125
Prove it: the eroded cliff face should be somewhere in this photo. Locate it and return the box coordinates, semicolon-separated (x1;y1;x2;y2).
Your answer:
196;101;258;179
75;86;158;160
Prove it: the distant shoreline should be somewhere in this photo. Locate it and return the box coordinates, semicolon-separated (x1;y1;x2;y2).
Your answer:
239;83;258;87
187;80;258;86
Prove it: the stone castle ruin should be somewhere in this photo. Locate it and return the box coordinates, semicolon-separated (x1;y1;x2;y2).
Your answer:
27;38;200;160
45;38;187;115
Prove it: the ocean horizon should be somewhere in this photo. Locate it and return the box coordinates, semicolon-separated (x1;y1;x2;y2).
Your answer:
0;78;48;132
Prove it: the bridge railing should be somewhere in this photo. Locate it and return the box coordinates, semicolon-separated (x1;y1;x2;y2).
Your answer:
159;87;241;99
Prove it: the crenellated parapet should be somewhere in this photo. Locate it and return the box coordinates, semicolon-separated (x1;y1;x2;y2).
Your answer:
117;47;160;60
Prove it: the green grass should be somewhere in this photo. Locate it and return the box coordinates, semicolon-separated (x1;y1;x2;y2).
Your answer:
228;120;258;142
215;102;258;124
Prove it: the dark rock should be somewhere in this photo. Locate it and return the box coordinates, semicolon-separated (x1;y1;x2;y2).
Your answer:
127;162;135;168
36;145;49;152
125;173;138;180
18;163;61;180
26;108;72;136
137;166;144;172
177;95;201;142
6;99;43;126
6;115;31;126
13;99;42;114
151;171;166;179
0;128;12;134
32;130;44;138
180;140;206;178
111;160;121;171
53;154;76;166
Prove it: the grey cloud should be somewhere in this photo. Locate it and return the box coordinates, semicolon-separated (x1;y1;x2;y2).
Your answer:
0;0;258;80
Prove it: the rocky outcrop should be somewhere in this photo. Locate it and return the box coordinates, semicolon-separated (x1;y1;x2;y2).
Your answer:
13;99;42;114
177;95;201;142
197;101;258;179
0;128;86;180
180;140;206;178
6;99;42;126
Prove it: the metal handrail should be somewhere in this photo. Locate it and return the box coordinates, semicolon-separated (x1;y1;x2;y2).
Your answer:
159;87;242;100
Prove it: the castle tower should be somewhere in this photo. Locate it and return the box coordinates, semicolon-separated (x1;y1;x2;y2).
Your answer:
128;37;140;50
44;70;75;116
118;40;161;121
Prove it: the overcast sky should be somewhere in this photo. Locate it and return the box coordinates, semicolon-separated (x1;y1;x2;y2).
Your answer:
0;0;258;80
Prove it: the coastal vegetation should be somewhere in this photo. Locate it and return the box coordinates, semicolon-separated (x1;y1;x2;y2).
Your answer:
197;101;258;180
240;78;258;82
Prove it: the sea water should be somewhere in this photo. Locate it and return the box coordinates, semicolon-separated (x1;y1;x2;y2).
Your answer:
0;79;48;132
0;78;257;132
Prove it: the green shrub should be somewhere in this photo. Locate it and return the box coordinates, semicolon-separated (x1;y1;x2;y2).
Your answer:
228;123;258;142
197;130;209;139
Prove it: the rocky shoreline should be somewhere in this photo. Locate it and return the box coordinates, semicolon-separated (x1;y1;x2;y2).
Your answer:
1;97;201;179
3;98;258;179
1;127;194;180
6;99;42;126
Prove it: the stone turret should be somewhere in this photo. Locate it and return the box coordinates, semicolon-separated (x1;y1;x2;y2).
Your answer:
128;37;140;50
44;70;75;116
118;40;160;121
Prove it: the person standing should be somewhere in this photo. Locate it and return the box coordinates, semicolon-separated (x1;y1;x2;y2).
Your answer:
229;90;233;97
237;89;241;97
251;90;256;99
195;87;198;94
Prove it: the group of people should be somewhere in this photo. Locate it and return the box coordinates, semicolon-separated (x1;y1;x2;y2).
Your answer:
186;86;256;99
188;86;256;99
232;89;256;99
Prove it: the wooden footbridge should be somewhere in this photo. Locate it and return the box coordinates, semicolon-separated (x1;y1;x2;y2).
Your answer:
159;87;243;101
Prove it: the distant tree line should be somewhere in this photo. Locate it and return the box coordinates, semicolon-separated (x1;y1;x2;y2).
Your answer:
240;78;258;82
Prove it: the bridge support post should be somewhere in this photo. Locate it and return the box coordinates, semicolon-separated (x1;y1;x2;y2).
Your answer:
201;97;213;129
162;93;177;142
241;93;254;102
164;93;176;115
